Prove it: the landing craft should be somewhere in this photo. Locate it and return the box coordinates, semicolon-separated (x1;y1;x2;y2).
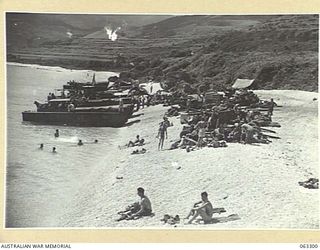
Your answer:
22;75;138;127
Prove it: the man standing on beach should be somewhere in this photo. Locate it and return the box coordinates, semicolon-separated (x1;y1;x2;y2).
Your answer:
267;98;277;117
157;117;170;150
54;129;59;138
194;119;206;148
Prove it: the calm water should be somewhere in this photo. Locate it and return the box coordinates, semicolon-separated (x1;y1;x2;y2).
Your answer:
6;63;120;227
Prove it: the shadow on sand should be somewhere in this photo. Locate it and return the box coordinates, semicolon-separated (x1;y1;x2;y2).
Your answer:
197;214;240;224
125;119;141;127
131;113;144;119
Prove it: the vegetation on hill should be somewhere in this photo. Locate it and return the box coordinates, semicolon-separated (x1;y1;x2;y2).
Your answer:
6;13;318;91
129;15;319;92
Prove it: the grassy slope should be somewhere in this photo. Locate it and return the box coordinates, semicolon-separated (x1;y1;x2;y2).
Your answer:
138;15;318;91
6;13;171;48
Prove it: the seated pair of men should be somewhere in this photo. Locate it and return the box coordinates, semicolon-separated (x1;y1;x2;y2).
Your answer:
117;190;217;225
127;135;145;147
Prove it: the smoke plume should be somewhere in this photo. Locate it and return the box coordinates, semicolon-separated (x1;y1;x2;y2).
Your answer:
66;31;73;38
104;26;121;41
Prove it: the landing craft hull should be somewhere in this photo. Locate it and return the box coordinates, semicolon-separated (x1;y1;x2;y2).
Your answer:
76;98;132;107
22;111;131;127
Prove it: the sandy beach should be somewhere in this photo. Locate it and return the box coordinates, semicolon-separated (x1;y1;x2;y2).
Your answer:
59;90;318;229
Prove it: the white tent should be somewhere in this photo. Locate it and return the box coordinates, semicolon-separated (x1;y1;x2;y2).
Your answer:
232;78;255;89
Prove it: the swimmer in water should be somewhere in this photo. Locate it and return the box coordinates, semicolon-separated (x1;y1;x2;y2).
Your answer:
78;140;83;146
54;129;59;138
94;139;98;143
52;147;57;153
39;143;44;150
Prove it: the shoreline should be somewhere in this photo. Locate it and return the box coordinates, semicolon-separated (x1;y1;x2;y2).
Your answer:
58;90;318;229
6;58;125;73
6;61;121;74
6;60;319;93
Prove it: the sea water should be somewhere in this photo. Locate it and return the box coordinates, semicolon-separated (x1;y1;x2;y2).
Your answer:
6;63;120;227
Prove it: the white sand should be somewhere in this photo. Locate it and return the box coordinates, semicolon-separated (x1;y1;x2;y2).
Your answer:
59;90;319;229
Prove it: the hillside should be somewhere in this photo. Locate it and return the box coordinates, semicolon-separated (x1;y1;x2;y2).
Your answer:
157;15;319;91
6;14;319;91
138;15;273;38
130;15;318;91
6;13;171;48
7;13;79;48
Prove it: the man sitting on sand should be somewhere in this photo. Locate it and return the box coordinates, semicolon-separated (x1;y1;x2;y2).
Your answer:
131;148;147;155
186;192;214;224
127;135;144;147
241;123;256;144
169;135;197;150
130;187;152;218
227;123;242;142
116;187;152;221
241;123;262;144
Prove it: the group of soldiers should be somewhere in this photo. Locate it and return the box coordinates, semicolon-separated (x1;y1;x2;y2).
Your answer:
170;89;278;151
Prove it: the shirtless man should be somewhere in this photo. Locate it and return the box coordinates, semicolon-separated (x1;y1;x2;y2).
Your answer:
127;135;142;147
186;192;214;224
241;123;259;144
228;123;242;142
194;120;206;148
127;187;152;219
267;98;277;117
157;122;168;150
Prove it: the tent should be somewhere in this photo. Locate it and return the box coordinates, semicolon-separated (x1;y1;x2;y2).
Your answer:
232;78;255;89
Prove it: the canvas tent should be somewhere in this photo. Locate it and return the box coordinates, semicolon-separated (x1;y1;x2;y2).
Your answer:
232;78;255;89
